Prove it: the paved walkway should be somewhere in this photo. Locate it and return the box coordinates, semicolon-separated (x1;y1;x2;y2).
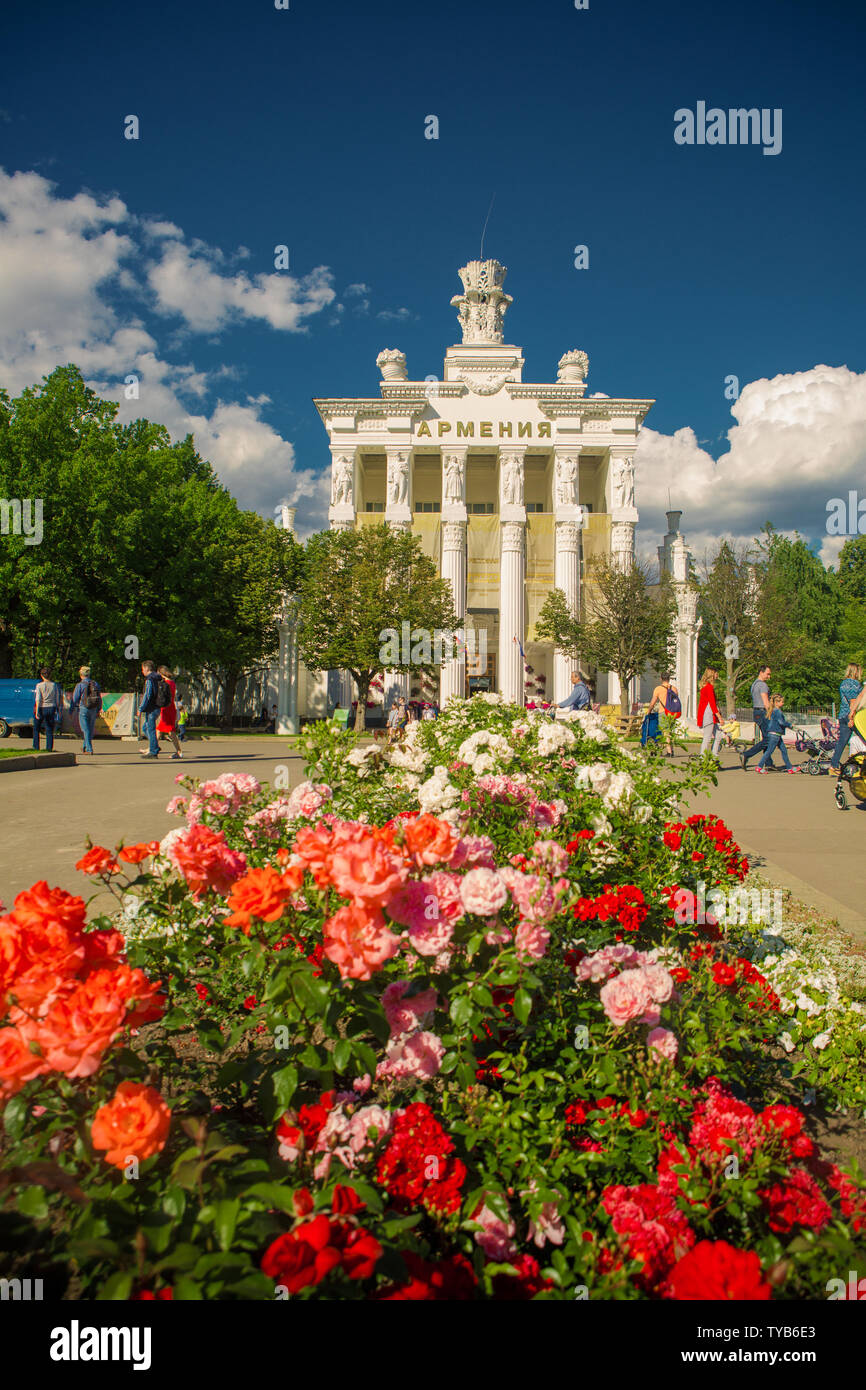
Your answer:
683;747;866;943
0;736;306;911
1;734;864;943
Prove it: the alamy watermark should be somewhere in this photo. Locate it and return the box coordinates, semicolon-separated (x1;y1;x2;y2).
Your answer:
826;490;866;536
0;498;43;545
674;103;782;156
673;880;783;927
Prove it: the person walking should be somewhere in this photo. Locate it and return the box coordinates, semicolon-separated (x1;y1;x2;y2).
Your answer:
740;663;777;770
697;668;724;759
70;665;102;756
558;670;591;712
156;665;183;760
387;696;408;741
176;696;189;743
644;673;672;750
139;660;161;758
32;666;63;751
756;694;800;774
828;663;864;772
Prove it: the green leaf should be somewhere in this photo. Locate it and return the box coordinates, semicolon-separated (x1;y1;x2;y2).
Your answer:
3;1093;29;1140
450;994;473;1027
333;1039;352;1072
172;1274;204;1300
213;1197;241;1252
162;1186;187;1220
272;1063;299;1112
17;1186;49;1220
98;1271;134;1301
513;988;533;1024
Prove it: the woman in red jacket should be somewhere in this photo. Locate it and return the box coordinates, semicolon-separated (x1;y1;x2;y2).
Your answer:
697;668;723;759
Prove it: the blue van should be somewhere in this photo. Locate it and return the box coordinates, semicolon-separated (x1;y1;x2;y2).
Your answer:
0;678;39;737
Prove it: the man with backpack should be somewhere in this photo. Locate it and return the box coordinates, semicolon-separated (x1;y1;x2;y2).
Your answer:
71;665;102;755
139;659;171;759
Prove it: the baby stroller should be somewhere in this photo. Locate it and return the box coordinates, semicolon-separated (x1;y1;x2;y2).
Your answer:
794;728;832;776
834;707;866;809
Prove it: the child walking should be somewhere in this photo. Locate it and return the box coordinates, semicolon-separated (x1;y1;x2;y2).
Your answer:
756;695;800;774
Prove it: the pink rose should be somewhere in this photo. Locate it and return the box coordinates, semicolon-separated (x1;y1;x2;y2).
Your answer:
460;867;508;917
515;920;550;961
647;1027;678;1061
472;1201;518;1261
640;962;675;1005
599;969;652;1026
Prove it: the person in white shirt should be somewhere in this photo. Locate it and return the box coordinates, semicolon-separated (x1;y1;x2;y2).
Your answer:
33;666;63;752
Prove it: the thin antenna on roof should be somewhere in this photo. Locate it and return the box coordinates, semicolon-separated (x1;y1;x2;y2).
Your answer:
667;487;672;513
480;193;496;260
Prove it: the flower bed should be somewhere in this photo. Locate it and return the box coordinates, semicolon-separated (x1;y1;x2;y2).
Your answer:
1;696;864;1301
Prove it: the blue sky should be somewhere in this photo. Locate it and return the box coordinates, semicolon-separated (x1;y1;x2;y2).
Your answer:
1;0;864;562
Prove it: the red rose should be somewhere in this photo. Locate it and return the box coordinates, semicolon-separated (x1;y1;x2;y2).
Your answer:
331;1184;365;1216
665;1240;771;1300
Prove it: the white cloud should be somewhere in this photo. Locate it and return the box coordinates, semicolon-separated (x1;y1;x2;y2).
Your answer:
146;240;336;333
0;167;334;522
635;365;866;570
377;306;412;321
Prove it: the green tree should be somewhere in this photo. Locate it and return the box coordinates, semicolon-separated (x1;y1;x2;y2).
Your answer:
297;524;457;731
836;536;866;602
0;366;299;717
537;558;675;716
196;510;305;727
696;540;799;716
757;528;845;706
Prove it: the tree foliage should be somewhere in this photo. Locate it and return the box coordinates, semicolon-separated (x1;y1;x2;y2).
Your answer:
538;559;675;715
297;524;457;730
0;367;298;718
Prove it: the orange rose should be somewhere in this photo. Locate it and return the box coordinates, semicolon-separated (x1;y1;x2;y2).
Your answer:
403;815;458;868
10;882;87;934
0;1025;50;1101
75;846;121;876
223;866;300;934
2;913;87;1013
91;1081;172;1169
0;918;24;1009
117;843;156;865
24;965;163;1078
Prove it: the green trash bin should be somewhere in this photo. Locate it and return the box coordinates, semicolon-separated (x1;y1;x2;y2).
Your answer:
331;707;350;730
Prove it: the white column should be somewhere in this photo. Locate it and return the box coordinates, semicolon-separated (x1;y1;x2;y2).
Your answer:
499;521;526;705
328;446;357;711
553;520;582;703
440;521;467;705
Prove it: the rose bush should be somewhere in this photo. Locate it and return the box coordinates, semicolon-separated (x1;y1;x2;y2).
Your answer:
1;702;864;1300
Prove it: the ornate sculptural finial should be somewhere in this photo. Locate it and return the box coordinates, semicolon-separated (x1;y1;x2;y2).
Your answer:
451;259;513;344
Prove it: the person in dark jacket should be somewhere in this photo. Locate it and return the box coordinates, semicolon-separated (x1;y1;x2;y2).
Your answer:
71;665;102;755
139;660;161;758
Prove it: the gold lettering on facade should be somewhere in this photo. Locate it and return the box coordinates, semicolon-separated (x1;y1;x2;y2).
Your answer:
538;422;551;438
456;421;474;437
438;421;451;436
480;421;492;437
518;422;532;438
416;421;432;437
499;422;512;437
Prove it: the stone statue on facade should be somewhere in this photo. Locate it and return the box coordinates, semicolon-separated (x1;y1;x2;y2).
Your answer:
387;454;409;507
501;455;523;506
332;455;353;506
443;454;464;504
554;455;578;507
612;456;635;511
